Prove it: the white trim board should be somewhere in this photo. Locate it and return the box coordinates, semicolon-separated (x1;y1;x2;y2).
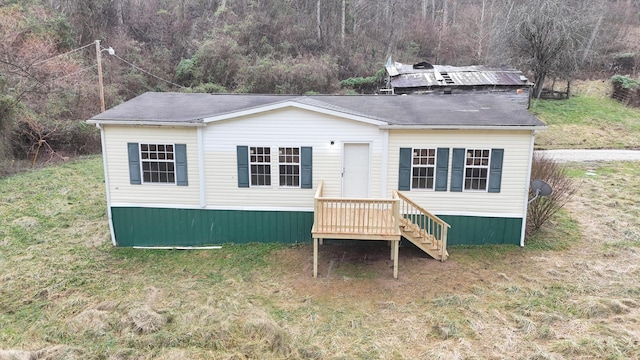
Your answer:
87;120;204;127
432;210;524;219
110;203;315;213
202;101;388;126
109;203;519;218
98;124;117;246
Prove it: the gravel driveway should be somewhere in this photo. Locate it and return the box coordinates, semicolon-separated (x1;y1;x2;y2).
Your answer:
536;149;640;162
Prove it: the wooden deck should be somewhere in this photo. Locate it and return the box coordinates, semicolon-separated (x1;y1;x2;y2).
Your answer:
311;180;450;279
311;181;401;278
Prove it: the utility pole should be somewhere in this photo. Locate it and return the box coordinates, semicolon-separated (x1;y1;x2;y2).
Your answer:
95;40;106;113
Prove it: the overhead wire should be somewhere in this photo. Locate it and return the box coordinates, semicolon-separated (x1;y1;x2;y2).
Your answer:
9;40;184;95
48;64;98;83
107;51;185;89
31;42;95;67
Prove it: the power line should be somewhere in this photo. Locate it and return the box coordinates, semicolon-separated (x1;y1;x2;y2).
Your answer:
21;40;184;89
8;39;184;105
49;64;97;83
32;42;95;67
108;52;184;89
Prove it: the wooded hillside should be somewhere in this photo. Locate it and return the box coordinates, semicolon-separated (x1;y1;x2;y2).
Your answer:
1;0;639;173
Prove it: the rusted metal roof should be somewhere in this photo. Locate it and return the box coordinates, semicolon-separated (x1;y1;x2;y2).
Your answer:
386;61;531;89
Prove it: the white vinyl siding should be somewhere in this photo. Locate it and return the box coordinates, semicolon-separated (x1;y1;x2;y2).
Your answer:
103;126;200;206
388;129;532;216
203;107;385;209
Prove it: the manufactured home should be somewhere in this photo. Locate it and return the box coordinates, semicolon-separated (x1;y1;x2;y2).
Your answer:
88;92;546;276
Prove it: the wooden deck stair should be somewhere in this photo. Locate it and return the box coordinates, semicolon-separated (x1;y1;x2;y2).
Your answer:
393;190;450;262
399;218;448;260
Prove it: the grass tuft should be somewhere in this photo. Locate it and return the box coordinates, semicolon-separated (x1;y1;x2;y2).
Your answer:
127;306;166;334
242;314;291;355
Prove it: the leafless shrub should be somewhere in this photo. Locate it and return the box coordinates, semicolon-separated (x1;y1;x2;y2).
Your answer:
12;118;100;165
526;152;577;237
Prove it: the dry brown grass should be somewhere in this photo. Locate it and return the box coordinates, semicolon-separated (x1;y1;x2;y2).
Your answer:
0;346;82;360
571;79;614;98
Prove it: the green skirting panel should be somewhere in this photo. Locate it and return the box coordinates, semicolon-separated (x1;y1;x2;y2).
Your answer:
111;207;521;247
111;207;314;247
437;215;523;245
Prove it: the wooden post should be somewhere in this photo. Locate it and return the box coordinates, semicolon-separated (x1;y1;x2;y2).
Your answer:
392;199;399;229
313;237;318;277
441;226;448;262
390;240;394;260
393;240;399;279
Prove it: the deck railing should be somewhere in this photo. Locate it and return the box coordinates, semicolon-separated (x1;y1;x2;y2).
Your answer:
393;190;450;261
313;180;400;237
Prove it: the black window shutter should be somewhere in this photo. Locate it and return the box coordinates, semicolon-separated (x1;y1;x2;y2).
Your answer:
127;142;141;185
450;148;465;192
237;146;249;188
435;147;449;191
488;149;504;193
301;146;312;189
398;148;412;191
175;144;188;186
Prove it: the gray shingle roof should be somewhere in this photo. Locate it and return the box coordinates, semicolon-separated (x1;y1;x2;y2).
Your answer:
385;62;530;88
88;92;546;128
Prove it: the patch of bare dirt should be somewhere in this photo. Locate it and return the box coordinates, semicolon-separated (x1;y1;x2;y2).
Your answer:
277;241;524;304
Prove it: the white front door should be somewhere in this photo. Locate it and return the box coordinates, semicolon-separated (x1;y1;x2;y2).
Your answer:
342;143;370;198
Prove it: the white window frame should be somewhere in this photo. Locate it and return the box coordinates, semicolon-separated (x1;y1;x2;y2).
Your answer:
278;147;301;188
411;148;436;190
464;148;490;191
140;143;176;184
249;146;272;187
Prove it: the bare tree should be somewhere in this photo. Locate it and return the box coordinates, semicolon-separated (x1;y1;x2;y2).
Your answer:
341;0;346;46
316;0;322;44
506;0;607;98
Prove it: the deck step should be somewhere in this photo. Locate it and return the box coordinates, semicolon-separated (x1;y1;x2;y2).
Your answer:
400;228;446;261
393;203;449;261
